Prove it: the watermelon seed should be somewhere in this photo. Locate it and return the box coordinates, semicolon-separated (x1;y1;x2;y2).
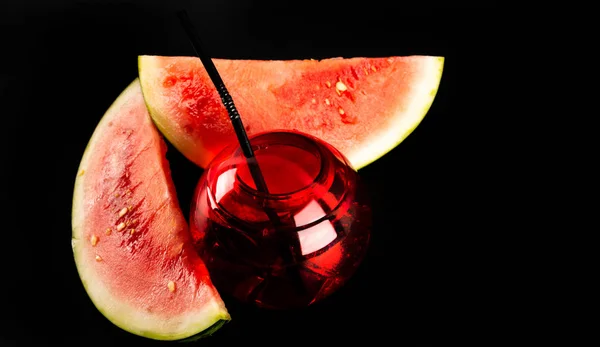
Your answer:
119;207;128;217
371;66;377;72
129;229;135;235
168;281;176;292
90;234;98;246
311;98;316;104
95;255;102;262
106;228;112;235
325;81;331;88
335;81;347;92
116;222;126;232
325;99;330;105
363;68;369;75
338;107;345;115
114;193;120;197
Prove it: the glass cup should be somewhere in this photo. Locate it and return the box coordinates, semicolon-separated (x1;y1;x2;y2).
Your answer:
190;130;371;309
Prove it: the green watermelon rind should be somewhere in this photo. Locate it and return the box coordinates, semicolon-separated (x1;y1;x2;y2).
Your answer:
138;55;444;171
71;78;230;341
348;56;444;170
137;56;209;168
179;319;229;342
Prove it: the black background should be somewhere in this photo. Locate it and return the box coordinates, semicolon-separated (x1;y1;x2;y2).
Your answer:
2;1;500;346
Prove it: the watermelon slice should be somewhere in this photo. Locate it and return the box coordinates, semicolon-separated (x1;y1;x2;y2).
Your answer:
138;55;444;169
71;79;230;341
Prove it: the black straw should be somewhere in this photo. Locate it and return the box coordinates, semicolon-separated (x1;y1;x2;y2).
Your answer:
177;9;307;297
176;10;280;224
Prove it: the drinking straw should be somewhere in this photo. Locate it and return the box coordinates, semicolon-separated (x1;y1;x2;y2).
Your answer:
177;9;306;298
177;10;281;225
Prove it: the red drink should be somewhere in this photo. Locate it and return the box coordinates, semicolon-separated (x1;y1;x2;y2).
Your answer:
190;131;371;309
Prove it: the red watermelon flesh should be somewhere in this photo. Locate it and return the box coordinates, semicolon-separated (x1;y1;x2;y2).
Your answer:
138;55;444;169
71;79;230;341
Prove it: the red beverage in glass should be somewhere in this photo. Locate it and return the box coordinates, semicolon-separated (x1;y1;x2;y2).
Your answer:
190;130;371;309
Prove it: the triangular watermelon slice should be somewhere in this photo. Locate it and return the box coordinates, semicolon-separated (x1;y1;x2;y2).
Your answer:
71;79;230;341
138;55;444;169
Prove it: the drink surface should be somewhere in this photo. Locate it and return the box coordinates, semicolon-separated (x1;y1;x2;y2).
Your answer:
190;131;371;309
